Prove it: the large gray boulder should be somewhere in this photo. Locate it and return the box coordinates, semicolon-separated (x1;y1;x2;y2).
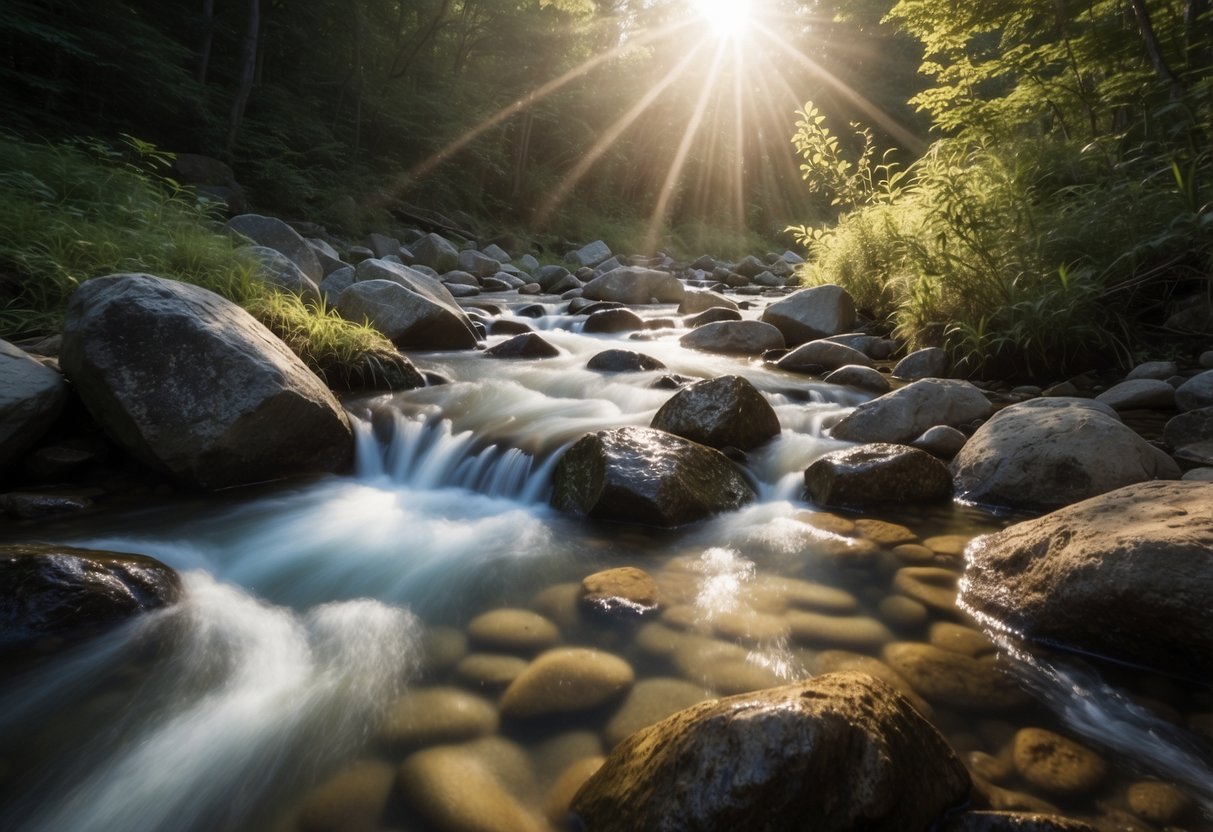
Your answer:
227;213;323;284
410;232;461;273
759;284;856;345
566;240;613;268
337;280;477;350
777;339;873;374
1176;369;1213;412
805;443;952;507
650;375;780;450
551;427;754;527
1164;406;1213;465
245;245;322;303
571;672;970;832
831;379;993;444
0;340;69;472
1;543;181;656
678;289;738;315
458;249;501;278
582;267;685;305
679;321;785;355
892;347;949;380
60;274;352;489
962;481;1213;677
951;399;1180;510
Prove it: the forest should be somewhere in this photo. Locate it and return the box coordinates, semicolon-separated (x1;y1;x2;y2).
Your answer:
1;0;1211;375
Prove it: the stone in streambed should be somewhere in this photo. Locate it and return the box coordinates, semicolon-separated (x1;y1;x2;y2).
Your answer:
1164;405;1213;465
650;375;780;451
1126;780;1193;825
678;289;738;315
580;567;660;618
1176;369;1213;411
913;425;968;459
892;566;959;614
296;758;398;832
679;320;785;355
454;653;528;689
409;232;461;273
545;757;606;827
777;340;872;374
805;443;952;507
500;647;634;718
551;427;754;527
467;608;560;654
1011;728;1107;796
832;379;993;444
398;745;545;832
893;347;949;380
1094;378;1175;410
603;677;708;747
0;339;68;472
586;350;666;373
581;267;684;305
227;213;323;283
759;284;856;345
484;333;559;359
379;687;499;748
61;274;353;489
823;364;891;394
686;307;742;328
570;672;971;832
883;642;1029;710
786;610;895;651
583;308;646;334
244;245;321;302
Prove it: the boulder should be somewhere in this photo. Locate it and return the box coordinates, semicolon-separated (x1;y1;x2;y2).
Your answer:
759;284;856;345
732;254;767;278
679;321;785;355
1164;406;1213;465
61;274;352;489
686;307;742;328
227;213;322;284
777;340;873;374
912;425;968;459
409;232;460;273
583;308;646;334
961;481;1213;677
0;340;69;472
580;567;660;618
650;375;780;450
893;347;949;380
519;253;540;273
245;245;321;302
951;399;1180;510
344;259;479;349
399;745;546;832
1176;369;1213;411
319;266;355;305
570;672;970;832
551;427;754;527
482;243;512;263
534;265;574;292
805;444;952;507
823;364;891;394
1;543;181;655
586;350;666;373
501;647;634;718
1093;379;1175;410
458;249;501;278
566;240;613;268
485;333;560;359
582;267;685;305
678;289;738;315
305;239;347;277
1126;360;1179;380
366;233;401;260
831;379;993;444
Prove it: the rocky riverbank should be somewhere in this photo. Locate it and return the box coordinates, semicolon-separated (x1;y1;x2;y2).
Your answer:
1;214;1212;831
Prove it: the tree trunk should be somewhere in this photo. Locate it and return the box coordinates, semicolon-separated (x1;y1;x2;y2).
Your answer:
226;0;261;157
1129;0;1185;97
196;0;215;84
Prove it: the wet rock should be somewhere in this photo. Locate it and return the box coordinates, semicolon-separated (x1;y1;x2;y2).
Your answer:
580;567;660;618
545;757;606;826
582;267;684;305
500;647;634;718
923;534;969;558
566;240;613;268
893;347;950;380
650;375;780;451
0;491;93;519
961;481;1213;677
855;518;917;545
1124;361;1178;381
710;609;791;644
1012;728;1107;796
346;258;480;348
1163;406;1213;465
1176;369;1213;411
804;443;952;507
488;318;533;336
22;445;97;483
0;543;181;655
943;811;1098;832
586;349;665;373
603;677;708;747
930;622;994;657
733;254;768;278
786;610;895;650
467;608;560;654
679;320;785;355
912;425;968;459
759;284;856;346
1;340;69;472
409;232;460;273
1094;379;1175;410
61;274;352;489
454;653;528;689
570;672;971;832
678;289;738;314
318;266;355;305
398;745;545;832
227;213;323;283
551;427;755;527
457;249;500;277
380;687;499;748
1126;780;1192;825
812;651;932;716
686;307;742;327
823;364;891;394
297;759;397;832
484;333;559;359
883;643;1029;710
951;399;1179;510
832;379;993;444
776;576;859;613
892;566;959;614
583;307;646;333
878;595;929;630
776;339;873;375
366;232;401;259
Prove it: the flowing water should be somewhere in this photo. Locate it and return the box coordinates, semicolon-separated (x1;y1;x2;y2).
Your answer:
1;294;1210;831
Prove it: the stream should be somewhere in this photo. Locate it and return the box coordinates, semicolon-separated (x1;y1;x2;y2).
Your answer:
1;295;1210;831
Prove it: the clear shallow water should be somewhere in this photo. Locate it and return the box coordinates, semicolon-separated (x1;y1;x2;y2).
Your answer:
1;300;1211;831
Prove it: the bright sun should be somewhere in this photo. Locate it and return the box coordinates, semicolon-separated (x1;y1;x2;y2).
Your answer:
690;0;753;40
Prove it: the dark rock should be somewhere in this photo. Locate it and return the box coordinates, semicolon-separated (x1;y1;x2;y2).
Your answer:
0;543;181;655
1094;379;1175;410
1164;406;1213;464
515;303;547;318
686;307;742;327
911;425;968;459
679;321;785;355
678;289;737;315
485;333;560;359
759;284;856;345
1;339;69;473
458;249;501;278
566;240;613;268
490;319;534;336
551;427;754;527
319;266;355;306
805;443;952;507
892;347;949;380
651;375;693;390
227;213;323;284
582;267;685;305
650;375;780;450
61;274;352;489
777;340;873;374
571;672;970;832
1176;369;1213;412
366;232;402;259
410;232;460;273
961;481;1213;678
22;445;98;482
587;350;666;373
583;308;646;334
534;265;574;292
823;364;891;394
245;245;321;302
732;254;768;278
1;491;93;519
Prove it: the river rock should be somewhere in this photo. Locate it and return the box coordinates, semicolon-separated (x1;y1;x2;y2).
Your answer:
227;213;323;283
960;481;1213;677
892;566;959;614
581;567;660;618
1093;378;1175;410
883;643;1029;710
1011;728;1107;795
457;249;500;278
245;245;322;302
893;347;949;380
951;399;1179;510
1176;369;1213;411
380;687;499;748
1164;406;1213;464
0;543;181;655
1126;780;1192;825
912;425;968;459
61;274;352;488
679;320;785;355
296;759;397;832
500;647;634;718
823;364;891;394
398;745;545;832
467;608;560;653
534;265;573;291
567;240;613;268
583;308;645;333
582;267;684;305
732;254;767;278
759;284;856;345
366;232;400;259
318;266;355;305
943;812;1099;832
455;653;528;689
804;443;952;507
484;333;559;359
603;677;708;747
831;379;993;444
786;610;895;650
0;340;68;472
570;672;971;832
546;757;606;826
777;339;873;374
338;277;477;350
586;350;665;373
409;232;460;273
551;427;755;527
687;307;742;327
650;375;780;451
678;289;738;315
